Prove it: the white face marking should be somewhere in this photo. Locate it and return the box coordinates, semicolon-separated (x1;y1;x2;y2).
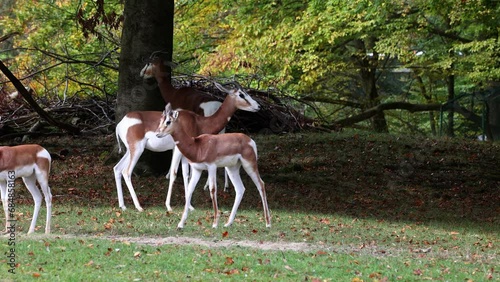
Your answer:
140;63;153;79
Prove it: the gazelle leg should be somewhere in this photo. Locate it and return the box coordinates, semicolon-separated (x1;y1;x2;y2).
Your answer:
224;166;245;227
243;162;271;228
36;170;52;234
113;151;130;210
207;166;219;228
166;147;194;211
122;142;145;212
177;168;202;229
22;174;42;234
223;168;230;193
0;181;8;233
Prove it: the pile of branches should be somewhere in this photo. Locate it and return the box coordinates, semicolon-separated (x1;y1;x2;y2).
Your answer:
0;91;115;140
0;76;316;141
172;75;315;134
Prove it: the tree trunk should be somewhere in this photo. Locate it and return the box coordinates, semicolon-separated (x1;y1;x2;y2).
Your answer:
116;0;174;174
354;38;388;133
446;74;455;137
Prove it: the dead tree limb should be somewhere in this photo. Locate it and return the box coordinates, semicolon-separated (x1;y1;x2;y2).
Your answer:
334;102;442;127
0;60;80;134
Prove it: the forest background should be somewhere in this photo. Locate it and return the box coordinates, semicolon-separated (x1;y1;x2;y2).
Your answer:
0;0;499;140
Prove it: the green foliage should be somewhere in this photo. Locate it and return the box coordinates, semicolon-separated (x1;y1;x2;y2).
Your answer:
1;0;498;136
0;0;122;98
188;0;498;135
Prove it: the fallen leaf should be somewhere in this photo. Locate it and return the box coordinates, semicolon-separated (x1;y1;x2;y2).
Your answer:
32;272;41;278
225;257;234;265
222;231;229;238
134;251;141;258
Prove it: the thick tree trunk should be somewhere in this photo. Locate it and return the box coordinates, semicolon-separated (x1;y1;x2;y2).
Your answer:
116;0;174;121
116;0;175;174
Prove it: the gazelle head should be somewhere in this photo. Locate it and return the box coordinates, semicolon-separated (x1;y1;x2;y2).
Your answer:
140;51;177;80
215;82;260;112
156;103;179;138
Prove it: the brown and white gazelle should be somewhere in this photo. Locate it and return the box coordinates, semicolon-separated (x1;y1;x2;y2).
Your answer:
156;104;271;229
162;82;261;212
114;54;222;212
0;144;52;234
114;82;260;212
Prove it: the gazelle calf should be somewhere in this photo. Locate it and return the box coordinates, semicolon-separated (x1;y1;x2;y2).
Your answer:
156;104;271;229
0;144;52;234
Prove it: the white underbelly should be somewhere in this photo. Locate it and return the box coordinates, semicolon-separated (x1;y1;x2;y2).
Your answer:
0;165;36;180
189;154;241;170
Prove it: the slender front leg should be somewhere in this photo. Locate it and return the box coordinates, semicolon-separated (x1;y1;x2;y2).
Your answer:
177;168;202;229
166;146;182;212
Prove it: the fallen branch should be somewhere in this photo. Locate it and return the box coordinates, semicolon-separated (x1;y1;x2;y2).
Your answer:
0;60;81;134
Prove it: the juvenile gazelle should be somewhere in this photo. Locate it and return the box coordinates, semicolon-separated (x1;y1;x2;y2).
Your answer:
0;144;52;234
156;104;271;229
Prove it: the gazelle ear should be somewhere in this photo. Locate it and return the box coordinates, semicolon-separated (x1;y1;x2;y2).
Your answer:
214;82;230;94
172;110;179;120
165;103;172;112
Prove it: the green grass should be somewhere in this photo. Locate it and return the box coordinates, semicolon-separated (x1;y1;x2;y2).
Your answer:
1;132;499;280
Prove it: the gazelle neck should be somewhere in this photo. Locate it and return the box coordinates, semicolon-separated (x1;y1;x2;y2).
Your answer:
169;122;199;162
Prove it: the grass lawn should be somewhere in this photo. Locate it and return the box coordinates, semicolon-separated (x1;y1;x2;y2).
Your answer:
1;132;498;281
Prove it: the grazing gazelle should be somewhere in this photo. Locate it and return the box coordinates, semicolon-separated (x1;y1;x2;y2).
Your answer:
156;104;271;229
0;144;52;234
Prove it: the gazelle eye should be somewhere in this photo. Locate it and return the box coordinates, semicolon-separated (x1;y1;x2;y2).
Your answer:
239;93;245;99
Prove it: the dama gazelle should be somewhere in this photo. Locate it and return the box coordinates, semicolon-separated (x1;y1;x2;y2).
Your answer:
114;58;259;212
162;82;260;212
156;104;271;229
114;54;222;212
0;144;52;234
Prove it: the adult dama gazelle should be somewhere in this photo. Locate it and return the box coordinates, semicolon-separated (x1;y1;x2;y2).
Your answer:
114;54;222;212
0;144;52;234
156;104;271;229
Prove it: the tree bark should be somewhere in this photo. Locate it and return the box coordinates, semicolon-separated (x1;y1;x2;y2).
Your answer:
446;74;455;137
116;0;174;121
116;0;175;174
